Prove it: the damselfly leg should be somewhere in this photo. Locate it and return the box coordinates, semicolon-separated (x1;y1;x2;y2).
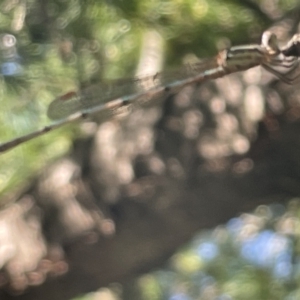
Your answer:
267;56;297;68
262;57;300;84
262;63;298;84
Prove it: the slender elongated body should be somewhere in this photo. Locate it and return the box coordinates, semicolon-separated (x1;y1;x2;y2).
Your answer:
0;31;299;153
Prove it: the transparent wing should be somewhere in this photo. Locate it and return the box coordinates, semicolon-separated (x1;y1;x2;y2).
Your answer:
47;59;219;120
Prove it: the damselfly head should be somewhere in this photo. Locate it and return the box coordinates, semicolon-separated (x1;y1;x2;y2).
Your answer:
261;31;280;55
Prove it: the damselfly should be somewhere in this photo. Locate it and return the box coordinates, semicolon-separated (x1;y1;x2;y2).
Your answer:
46;31;298;120
0;31;299;153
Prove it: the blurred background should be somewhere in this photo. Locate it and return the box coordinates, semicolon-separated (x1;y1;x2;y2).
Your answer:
1;0;300;300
